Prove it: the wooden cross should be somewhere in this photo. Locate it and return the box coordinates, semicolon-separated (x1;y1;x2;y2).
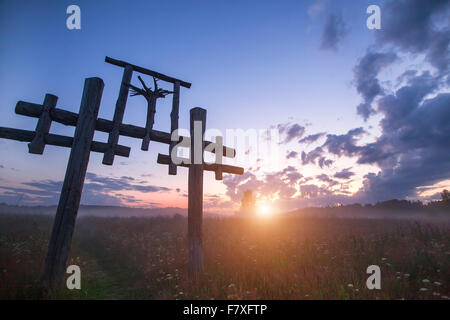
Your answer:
0;57;242;289
157;108;244;278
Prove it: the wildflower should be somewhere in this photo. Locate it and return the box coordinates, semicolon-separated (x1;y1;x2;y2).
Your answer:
347;284;354;288
434;281;441;286
419;288;428;292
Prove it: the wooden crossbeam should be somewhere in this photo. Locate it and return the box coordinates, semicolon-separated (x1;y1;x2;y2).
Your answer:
15;101;236;158
105;56;192;88
157;154;243;176
28;94;57;154
0;127;130;157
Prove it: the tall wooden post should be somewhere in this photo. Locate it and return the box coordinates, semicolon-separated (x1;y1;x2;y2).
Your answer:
42;77;104;289
188;107;206;278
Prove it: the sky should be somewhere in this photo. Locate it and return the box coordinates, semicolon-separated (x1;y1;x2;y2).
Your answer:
0;0;449;214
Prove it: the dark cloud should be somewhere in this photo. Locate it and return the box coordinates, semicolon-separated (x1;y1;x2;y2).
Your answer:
298;132;326;144
354;0;449;121
322;127;366;157
353;51;398;120
316;174;339;187
354;74;450;201
334;168;355;180
277;123;305;144
286;151;298;159
301;147;324;165
320;13;347;51
318;157;333;169
301;147;334;169
377;0;450;72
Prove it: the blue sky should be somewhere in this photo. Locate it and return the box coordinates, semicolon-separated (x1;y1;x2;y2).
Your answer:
0;0;449;212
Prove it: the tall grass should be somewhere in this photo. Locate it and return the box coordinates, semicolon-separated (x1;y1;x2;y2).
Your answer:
0;214;448;300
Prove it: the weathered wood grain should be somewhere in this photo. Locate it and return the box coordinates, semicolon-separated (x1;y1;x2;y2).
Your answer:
28;94;57;154
156;153;243;175
169;81;180;175
41;77;104;289
0;127;130;157
103;64;133;165
188;107;206;278
105;56;191;88
15;101;236;157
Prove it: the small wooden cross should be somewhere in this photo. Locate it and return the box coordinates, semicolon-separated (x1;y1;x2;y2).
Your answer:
157;107;243;278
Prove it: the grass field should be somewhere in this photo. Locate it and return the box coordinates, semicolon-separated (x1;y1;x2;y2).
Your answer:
0;213;449;300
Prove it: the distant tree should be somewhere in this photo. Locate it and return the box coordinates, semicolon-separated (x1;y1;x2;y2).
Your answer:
441;189;450;203
240;190;256;216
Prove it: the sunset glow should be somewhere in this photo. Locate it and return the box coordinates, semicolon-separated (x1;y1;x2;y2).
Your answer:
257;202;272;217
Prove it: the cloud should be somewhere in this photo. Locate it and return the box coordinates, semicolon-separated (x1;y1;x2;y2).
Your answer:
322;127;366;157
277;122;306;144
299;184;331;199
301;147;334;169
223;166;304;203
0;173;171;206
376;0;450;73
316;174;339;187
334;168;355;180
286;151;298;159
301;147;324;165
353;73;450;201
298;132;326;144
320;13;347;51
353;51;398;120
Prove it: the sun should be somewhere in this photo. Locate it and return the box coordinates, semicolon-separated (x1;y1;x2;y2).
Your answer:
257;203;272;217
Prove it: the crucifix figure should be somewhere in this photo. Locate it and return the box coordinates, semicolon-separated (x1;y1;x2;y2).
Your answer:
127;76;173;151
